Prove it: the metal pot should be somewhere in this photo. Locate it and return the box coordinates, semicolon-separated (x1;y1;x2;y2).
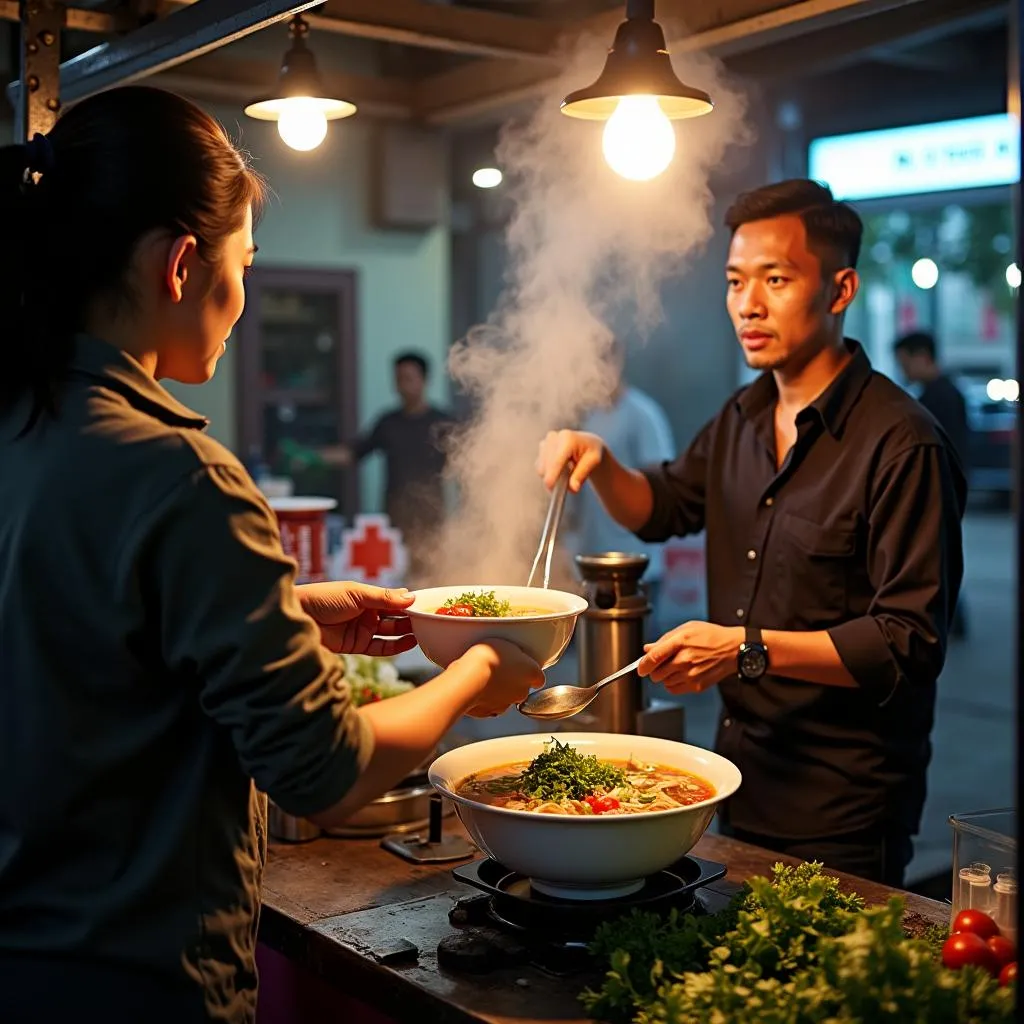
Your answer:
267;801;321;843
323;777;452;838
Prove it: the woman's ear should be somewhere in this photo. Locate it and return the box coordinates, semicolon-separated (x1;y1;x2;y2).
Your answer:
164;234;199;303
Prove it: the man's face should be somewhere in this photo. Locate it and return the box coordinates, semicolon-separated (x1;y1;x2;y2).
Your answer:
395;361;426;404
895;349;929;384
725;214;858;373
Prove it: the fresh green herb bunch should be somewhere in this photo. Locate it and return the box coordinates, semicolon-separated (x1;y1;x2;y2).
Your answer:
441;590;511;616
582;861;1015;1024
519;737;627;801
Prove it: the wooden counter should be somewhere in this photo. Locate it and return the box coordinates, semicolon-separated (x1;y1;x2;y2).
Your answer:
257;823;949;1024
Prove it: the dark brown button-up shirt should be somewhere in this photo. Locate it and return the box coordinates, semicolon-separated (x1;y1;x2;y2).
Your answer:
638;341;966;839
0;337;371;1021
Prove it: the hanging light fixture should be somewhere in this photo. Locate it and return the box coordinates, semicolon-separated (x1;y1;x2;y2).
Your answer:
245;14;356;152
561;0;713;182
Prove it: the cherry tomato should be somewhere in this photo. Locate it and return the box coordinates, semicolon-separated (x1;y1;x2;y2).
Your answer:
584;795;620;814
437;604;474;617
986;935;1017;968
942;932;1000;975
952;909;1001;941
999;961;1017;987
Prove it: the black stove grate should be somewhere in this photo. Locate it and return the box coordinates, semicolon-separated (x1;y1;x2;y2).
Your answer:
438;855;726;976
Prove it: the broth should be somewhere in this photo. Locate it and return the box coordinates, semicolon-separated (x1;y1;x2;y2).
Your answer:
456;757;716;816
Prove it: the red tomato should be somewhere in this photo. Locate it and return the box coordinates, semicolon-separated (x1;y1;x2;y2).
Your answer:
436;604;474;617
952;909;1001;941
999;961;1017;987
942;932;1000;975
584;795;620;814
986;935;1017;968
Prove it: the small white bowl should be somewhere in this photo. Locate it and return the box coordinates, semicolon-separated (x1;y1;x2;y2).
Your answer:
406;585;587;669
429;732;742;900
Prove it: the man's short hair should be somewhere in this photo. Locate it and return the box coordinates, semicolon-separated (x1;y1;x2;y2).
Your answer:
894;331;937;361
724;178;863;272
394;352;430;377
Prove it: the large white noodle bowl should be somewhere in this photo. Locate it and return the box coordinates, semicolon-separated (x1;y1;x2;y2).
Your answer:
429;732;742;900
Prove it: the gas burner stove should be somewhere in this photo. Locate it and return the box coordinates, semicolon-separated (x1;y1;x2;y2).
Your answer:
437;855;726;976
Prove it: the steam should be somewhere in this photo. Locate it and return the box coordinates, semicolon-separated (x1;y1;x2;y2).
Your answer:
428;25;752;587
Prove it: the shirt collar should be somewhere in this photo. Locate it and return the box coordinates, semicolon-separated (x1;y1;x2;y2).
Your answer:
735;339;873;438
66;335;209;430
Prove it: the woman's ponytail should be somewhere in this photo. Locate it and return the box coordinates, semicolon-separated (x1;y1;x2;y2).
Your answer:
1;87;265;432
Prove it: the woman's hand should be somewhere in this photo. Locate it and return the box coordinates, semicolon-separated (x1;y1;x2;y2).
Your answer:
297;582;416;657
638;621;743;694
458;640;545;717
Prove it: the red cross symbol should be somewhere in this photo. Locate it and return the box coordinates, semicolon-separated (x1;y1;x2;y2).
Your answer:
349;522;395;582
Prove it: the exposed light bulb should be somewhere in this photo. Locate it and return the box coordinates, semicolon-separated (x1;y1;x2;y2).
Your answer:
277;98;328;151
601;95;676;182
1006;262;1021;289
472;167;503;189
911;257;939;290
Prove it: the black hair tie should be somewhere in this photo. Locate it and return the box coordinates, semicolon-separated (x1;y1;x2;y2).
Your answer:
24;132;56;176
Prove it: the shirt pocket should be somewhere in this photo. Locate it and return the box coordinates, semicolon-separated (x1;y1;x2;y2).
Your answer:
773;510;857;625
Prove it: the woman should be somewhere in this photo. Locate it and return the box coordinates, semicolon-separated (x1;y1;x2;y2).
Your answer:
0;87;542;1023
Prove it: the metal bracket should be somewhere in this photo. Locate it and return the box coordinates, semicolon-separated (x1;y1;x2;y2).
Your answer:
15;0;63;141
7;0;322;112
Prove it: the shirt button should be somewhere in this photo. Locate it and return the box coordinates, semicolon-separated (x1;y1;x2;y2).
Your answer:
765;497;774;507
723;718;733;727
747;549;757;560
736;608;745;619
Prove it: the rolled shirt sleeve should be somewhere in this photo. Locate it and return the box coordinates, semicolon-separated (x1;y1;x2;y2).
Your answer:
828;441;965;701
141;462;373;818
635;417;713;543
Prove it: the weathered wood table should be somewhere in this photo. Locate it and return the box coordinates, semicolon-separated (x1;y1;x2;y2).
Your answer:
256;823;948;1024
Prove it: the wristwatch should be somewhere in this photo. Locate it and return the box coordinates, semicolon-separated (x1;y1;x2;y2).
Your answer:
737;626;769;680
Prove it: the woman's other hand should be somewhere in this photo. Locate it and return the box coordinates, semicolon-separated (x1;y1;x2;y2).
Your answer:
297;581;416;657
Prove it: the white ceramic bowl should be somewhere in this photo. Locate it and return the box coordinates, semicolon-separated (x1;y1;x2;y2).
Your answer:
429;732;742;900
406;585;587;669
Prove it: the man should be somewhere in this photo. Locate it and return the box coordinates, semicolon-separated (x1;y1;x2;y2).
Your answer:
893;331;970;467
537;180;966;887
332;352;455;578
572;340;676;633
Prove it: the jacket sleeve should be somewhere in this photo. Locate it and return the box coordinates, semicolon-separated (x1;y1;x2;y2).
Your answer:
140;462;373;817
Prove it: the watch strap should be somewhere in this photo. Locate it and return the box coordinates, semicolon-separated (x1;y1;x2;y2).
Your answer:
745;625;763;647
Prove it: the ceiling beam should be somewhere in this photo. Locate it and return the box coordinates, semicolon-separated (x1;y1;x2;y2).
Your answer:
152;52;415;119
0;1;125;33
163;0;565;63
6;0;326;109
414;0;934;125
727;0;1004;80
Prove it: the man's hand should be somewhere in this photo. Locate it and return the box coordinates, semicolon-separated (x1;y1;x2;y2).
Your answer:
297;582;416;657
535;430;606;493
638;621;743;694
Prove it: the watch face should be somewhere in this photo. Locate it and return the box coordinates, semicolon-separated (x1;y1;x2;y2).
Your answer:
741;646;767;678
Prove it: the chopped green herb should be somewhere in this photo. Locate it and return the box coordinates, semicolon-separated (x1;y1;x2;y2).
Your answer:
518;737;627;802
440;590;511;616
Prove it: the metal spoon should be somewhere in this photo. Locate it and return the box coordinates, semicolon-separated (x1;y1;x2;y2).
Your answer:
516;656;644;721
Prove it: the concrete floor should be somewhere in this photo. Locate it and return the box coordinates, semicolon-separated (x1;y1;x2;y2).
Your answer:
405;506;1018;892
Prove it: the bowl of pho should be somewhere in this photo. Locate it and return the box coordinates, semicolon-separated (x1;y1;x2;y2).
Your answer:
406;585;587;669
428;732;741;900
